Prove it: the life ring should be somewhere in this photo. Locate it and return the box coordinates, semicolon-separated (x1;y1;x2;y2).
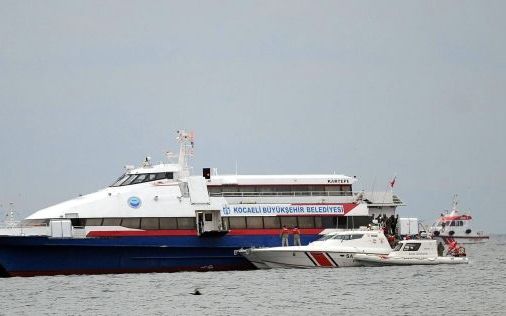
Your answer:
449;230;455;236
465;229;472;234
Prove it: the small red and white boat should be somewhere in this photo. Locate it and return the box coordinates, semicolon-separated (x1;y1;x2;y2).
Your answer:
429;195;489;244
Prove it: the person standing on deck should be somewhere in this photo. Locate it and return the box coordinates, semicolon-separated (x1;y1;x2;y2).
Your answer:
292;226;301;246
280;225;289;246
437;242;445;256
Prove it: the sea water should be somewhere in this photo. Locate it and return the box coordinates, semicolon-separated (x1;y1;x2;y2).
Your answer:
1;235;505;316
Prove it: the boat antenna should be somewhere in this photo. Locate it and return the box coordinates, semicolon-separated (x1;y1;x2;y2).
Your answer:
176;130;194;179
452;194;459;212
5;202;16;227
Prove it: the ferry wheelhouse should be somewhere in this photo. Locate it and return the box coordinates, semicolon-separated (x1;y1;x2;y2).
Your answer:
0;131;404;277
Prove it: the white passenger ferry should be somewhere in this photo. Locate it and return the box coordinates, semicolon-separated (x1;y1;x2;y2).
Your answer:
0;130;404;277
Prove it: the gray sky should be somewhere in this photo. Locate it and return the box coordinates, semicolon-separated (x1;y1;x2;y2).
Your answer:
1;1;505;232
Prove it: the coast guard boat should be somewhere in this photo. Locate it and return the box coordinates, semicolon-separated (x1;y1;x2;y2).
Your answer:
237;229;392;269
354;239;469;266
429;196;489;244
0;131;404;277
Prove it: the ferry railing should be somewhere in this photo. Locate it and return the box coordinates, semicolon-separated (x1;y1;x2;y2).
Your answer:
208;190;354;197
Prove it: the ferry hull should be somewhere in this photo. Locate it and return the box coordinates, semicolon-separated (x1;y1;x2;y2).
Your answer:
0;234;319;277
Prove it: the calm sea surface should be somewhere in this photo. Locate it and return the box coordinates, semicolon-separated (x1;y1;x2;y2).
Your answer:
1;235;505;316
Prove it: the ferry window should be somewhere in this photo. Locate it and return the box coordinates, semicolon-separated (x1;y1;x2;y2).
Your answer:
177;217;196;229
351;234;364;240
403;243;421;251
159;218;177;229
85;218;103;226
258;186;275;194
222;185;238;193
208;187;222;195
458;221;463;226
239;186;255;193
263;217;281;229
122;218;140;229
325;186;339;196
103;218;121;226
337;216;347;229
314;217;322;228
21;219;50;226
122;175;138;186
165;172;174;179
280;217;297;227
393;243;403;251
450;221;455;226
141;218;159;230
309;185;325;192
155;173;166;180
294;186;308;193
352;216;371;229
297;216;315;228
132;174;148;184
246;217;263;229
204;213;213;221
341;185;352;191
147;173;157;181
111;174;129;187
320;216;337;228
229;217;247;229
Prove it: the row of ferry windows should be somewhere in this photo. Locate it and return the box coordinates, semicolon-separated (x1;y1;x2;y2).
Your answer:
111;172;174;187
444;221;465;227
223;216;370;229
23;216;370;230
208;185;352;194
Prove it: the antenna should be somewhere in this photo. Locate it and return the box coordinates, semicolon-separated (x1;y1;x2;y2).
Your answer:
5;202;17;227
176;130;195;178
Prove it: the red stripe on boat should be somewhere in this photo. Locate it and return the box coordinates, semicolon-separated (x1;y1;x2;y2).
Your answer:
310;252;334;267
87;228;323;237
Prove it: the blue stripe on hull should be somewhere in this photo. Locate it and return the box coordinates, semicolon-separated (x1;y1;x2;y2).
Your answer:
0;234;319;277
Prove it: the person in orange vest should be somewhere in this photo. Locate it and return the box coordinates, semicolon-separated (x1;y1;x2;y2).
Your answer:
292;226;301;246
280;225;289;246
448;240;458;256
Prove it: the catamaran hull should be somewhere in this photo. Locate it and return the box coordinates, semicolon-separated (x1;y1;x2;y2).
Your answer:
0;233;320;277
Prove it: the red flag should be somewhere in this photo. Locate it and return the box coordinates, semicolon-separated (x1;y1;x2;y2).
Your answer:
389;176;396;188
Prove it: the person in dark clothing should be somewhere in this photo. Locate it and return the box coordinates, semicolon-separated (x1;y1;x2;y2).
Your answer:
389;215;396;235
437;242;445;256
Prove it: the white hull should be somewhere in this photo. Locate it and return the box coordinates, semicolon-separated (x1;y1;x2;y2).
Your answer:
239;248;385;269
354;253;469;266
434;235;489;244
